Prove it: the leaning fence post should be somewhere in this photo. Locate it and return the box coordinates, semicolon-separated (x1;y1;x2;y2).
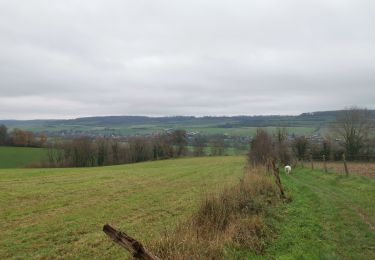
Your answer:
103;224;160;260
271;160;286;200
310;154;314;170
342;153;349;176
323;155;327;173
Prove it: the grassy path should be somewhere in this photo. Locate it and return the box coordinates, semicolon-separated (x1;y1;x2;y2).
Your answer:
258;168;375;259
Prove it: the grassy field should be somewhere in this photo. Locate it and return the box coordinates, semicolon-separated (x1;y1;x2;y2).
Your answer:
186;126;317;136
0;156;245;259
0;146;47;168
10;124;318;137
249;167;375;259
1;157;374;259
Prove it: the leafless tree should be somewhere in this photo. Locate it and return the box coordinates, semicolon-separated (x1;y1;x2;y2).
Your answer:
129;137;153;162
193;135;206;156
172;129;188;157
248;129;274;165
210;137;225;156
331;107;374;159
292;136;309;160
0;125;7;145
274;127;294;165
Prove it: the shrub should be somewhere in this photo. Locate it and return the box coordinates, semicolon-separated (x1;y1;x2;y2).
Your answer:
248;129;274;165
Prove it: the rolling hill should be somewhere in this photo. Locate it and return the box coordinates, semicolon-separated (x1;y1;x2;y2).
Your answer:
1;110;374;137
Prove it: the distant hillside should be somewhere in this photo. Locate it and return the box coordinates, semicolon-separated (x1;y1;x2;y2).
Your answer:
1;110;374;137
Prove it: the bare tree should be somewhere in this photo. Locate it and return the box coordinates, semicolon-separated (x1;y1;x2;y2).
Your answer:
96;138;111;166
0;125;7;145
129;137;153;162
193;135;206;156
171;129;187;157
9;129;36;147
331;107;374;159
274;127;294;165
292;136;309;160
71;137;97;167
248;129;274;165
151;133;174;159
321;138;332;158
210;137;225;156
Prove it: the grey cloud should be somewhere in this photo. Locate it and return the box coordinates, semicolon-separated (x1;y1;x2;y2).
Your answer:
0;0;374;119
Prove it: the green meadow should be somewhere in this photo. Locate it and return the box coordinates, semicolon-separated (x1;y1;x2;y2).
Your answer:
0;156;245;259
0;146;47;168
251;168;375;259
0;156;374;259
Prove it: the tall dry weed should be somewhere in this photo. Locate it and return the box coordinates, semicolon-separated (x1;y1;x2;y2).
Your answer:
150;167;281;259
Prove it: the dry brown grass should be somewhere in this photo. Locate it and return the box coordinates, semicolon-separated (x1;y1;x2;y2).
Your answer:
150;167;281;259
311;161;375;178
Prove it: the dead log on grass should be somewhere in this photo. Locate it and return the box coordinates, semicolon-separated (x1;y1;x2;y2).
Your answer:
103;224;160;260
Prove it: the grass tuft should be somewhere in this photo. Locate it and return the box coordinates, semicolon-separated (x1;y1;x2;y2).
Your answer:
151;167;282;259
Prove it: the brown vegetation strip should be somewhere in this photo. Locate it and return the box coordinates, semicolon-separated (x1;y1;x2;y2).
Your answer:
148;167;282;259
311;162;375;178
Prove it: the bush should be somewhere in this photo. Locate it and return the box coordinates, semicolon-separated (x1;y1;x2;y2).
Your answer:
248;129;274;166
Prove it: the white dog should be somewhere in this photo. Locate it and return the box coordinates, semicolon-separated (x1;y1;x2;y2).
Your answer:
285;165;292;175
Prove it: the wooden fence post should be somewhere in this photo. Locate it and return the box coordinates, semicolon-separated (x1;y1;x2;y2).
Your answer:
323;155;327;173
310;154;314;170
103;224;160;260
342;154;349;176
271;160;286;200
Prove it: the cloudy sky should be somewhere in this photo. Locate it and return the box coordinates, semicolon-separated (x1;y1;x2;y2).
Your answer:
0;0;374;119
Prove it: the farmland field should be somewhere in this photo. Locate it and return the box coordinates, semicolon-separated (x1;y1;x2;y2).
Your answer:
0;157;374;259
186;126;317;136
0;146;47;168
2;118;320;137
0;156;245;259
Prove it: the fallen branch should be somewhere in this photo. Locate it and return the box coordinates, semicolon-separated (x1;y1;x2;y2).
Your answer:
103;224;160;260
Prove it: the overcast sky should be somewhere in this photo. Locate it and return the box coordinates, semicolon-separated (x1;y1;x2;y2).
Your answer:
0;0;374;119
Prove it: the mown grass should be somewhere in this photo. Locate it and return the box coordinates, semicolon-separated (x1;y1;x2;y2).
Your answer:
0;146;47;168
1;157;374;259
0;156;245;259
247;167;375;259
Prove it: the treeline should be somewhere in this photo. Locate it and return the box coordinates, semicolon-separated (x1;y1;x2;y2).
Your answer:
305;108;374;161
249;108;375;165
44;130;228;167
0;125;47;147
